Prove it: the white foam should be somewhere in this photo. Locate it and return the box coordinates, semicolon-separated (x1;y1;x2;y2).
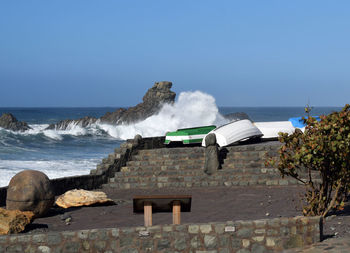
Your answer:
1;91;228;141
0;159;98;187
99;91;229;139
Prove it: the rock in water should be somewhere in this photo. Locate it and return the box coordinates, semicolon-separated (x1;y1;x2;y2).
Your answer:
6;170;55;218
0;208;34;235
0;113;31;131
99;81;176;124
224;112;252;122
55;189;115;208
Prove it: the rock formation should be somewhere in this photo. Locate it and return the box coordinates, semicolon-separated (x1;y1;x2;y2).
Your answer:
224;112;252;122
0;113;31;131
0;208;34;235
6;170;55;218
46;81;176;130
55;189;114;208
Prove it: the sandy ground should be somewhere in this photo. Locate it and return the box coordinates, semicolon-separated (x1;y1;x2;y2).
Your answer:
14;185;348;240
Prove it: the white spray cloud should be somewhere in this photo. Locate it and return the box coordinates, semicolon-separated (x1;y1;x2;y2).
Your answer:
100;90;229;139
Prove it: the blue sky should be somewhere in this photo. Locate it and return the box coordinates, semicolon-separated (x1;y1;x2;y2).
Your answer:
0;1;349;107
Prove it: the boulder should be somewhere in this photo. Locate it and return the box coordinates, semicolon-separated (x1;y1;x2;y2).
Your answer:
0;113;31;131
224;112;252;122
6;170;55;218
204;133;220;175
0;208;34;235
55;189;115;208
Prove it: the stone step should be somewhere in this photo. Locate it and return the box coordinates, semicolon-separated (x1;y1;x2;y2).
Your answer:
131;153;205;161
111;170;315;184
111;173;285;183
103;177;321;190
139;147;205;155
126;159;204;167
119;166;278;174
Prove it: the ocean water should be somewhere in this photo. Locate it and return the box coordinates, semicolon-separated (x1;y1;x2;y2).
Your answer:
0;91;342;187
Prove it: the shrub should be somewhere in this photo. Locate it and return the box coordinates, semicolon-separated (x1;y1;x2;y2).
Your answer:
268;104;350;217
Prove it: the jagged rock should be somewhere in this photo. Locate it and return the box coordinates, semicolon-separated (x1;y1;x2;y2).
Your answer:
0;208;34;235
46;81;176;130
0;113;31;131
55;189;115;208
99;81;176;124
204;133;220;175
46;116;97;130
6;170;55;218
224;112;252;122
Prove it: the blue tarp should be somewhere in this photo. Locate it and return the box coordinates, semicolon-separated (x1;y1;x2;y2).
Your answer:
288;116;320;128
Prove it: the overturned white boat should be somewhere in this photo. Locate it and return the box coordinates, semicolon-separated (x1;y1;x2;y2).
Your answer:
254;121;296;139
254;116;320;139
202;119;263;147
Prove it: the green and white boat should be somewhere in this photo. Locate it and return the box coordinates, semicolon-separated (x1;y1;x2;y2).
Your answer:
164;125;216;145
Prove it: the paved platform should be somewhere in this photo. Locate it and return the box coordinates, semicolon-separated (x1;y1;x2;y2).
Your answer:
284;236;350;252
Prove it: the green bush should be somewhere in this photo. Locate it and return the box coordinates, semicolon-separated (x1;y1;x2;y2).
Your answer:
268;104;350;217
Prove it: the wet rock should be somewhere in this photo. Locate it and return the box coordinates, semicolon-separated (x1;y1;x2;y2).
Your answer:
6;170;55;218
46;115;97;130
0;113;31;131
0;208;34;235
55;189;115;208
46;81;176;130
224;112;252;122
99;81;176;125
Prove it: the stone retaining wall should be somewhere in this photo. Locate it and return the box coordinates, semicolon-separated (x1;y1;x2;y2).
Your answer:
0;137;166;206
0;216;322;252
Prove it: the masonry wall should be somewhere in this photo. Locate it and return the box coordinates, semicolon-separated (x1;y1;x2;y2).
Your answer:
0;216;322;253
0;137;166;206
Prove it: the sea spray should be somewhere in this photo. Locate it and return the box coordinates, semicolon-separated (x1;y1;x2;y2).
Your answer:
99;91;229;139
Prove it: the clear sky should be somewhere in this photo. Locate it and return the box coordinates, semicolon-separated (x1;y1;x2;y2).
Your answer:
0;1;349;107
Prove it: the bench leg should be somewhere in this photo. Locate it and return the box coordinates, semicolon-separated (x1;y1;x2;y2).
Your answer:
172;200;181;225
144;201;152;227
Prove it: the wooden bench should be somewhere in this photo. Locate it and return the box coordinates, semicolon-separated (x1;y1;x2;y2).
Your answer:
133;195;192;227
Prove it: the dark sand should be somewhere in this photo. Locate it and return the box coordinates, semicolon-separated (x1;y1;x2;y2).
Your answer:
6;185;346;239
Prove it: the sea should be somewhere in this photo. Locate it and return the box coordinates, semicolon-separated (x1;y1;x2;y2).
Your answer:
0;91;342;187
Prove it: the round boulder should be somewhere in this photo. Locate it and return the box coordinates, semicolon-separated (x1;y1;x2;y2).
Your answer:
6;170;55;218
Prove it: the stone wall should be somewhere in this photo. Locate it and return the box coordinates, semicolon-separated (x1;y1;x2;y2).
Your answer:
0;216;322;252
0;137;166;206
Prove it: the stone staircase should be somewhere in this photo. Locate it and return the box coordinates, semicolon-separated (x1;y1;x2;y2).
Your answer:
102;142;320;190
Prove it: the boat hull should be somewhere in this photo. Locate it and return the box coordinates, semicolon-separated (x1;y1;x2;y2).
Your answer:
202;119;263;147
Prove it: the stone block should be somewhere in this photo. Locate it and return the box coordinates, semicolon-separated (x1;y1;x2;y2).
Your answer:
157;238;171;251
174;236;187;251
237;228;253;238
204;235;217;249
47;233;62;245
200;225;212;234
188;225;199;234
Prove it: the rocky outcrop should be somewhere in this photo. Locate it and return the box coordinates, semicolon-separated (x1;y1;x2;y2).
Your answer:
224;112;252;122
55;189;114;208
46;116;98;130
0;208;34;235
0;113;31;131
99;81;176;124
47;81;176;130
